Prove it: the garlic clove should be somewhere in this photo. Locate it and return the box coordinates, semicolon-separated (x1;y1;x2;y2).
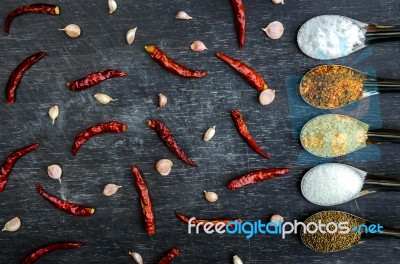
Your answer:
204;126;216;141
272;0;284;4
259;89;276;105
126;27;137;45
129;251;143;264
94;93;117;104
158;93;168;108
59;24;81;38
190;40;207;52
2;217;21;232
233;255;244;264
270;214;284;225
156;159;173;176
108;0;117;13
103;184;122;196
262;21;284;40
204;190;218;203
48;105;59;125
47;164;63;183
175;11;193;20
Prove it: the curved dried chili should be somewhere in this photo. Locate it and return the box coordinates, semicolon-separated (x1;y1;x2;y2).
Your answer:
230;0;246;49
228;168;291;190
72;121;127;156
21;242;82;264
147;119;197;167
157;248;180;264
6;52;47;104
175;212;242;229
67;69;127;91
145;45;207;78
0;143;39;192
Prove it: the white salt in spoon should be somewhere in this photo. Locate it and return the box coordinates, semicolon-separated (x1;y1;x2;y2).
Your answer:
297;15;400;60
301;163;400;206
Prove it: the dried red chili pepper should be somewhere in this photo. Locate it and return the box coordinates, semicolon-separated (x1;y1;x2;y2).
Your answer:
147;119;197;167
67;69;127;91
216;52;267;91
21;242;82;264
0;143;39;192
132;166;156;235
6;52;47;104
145;45;207;78
36;184;95;216
228;168;291;190
175;212;242;229
72;121;127;156
231;109;271;159
230;0;246;49
157;248;180;264
4;3;60;34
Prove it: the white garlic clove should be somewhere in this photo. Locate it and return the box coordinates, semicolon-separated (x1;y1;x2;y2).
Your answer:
272;0;284;4
204;191;218;203
156;159;173;176
204;126;216;141
48;105;59;125
59;24;81;38
259;89;276;105
262;21;284;40
108;0;117;13
175;11;193;20
270;214;284;225
47;164;63;183
103;184;122;196
94;93;117;104
158;93;168;108
129;251;143;264
2;217;21;232
190;41;207;52
233;255;244;264
126;27;137;45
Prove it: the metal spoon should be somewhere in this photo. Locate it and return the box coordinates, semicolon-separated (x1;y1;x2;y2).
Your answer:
299;65;400;109
301;163;400;206
297;15;400;60
301;210;400;253
300;114;400;158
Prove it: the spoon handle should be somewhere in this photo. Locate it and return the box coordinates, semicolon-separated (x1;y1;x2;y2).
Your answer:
364;174;400;187
366;129;400;144
364;76;400;92
365;24;400;44
378;225;400;238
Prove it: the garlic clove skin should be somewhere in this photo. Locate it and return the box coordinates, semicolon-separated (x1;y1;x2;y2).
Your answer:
129;251;143;264
103;184;122;196
233;255;244;264
204;126;216;141
262;21;284;40
108;0;117;13
270;214;284;225
158;93;168;108
156;159;173;176
59;24;81;38
47;164;62;183
259;89;276;105
49;105;59;125
94;93;117;104
190;41;207;52
2;217;21;232
175;11;193;20
204;191;218;203
272;0;284;4
126;27;137;45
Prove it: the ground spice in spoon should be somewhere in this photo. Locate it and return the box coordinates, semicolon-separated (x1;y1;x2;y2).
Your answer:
301;211;366;252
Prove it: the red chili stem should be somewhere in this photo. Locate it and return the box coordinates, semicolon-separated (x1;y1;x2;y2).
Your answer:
132;166;156;235
6;52;47;104
175;212;242;229
228;168;291;190
230;0;246;49
67;69;127;91
21;242;82;264
157;248;180;264
72;121;127;156
145;45;207;78
216;52;268;91
231;109;271;159
36;184;95;216
4;4;60;34
147;120;197;167
0;143;39;192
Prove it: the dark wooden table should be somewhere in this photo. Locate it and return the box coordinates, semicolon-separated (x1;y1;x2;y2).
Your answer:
1;0;399;263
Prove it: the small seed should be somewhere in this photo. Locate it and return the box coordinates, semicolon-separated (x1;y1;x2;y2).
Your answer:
103;184;122;196
175;11;192;20
126;27;137;45
158;93;168;108
270;214;284;225
94;93;117;104
190;40;207;52
48;105;59;125
129;251;143;264
204;126;216;141
47;164;62;183
233;255;244;264
156;159;173;176
204;191;218;203
59;24;81;38
259;89;276;105
108;0;117;13
2;217;21;232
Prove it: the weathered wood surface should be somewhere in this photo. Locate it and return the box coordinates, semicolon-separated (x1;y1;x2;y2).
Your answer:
0;0;399;263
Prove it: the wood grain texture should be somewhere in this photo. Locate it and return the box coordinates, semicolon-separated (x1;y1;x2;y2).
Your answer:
0;0;399;263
